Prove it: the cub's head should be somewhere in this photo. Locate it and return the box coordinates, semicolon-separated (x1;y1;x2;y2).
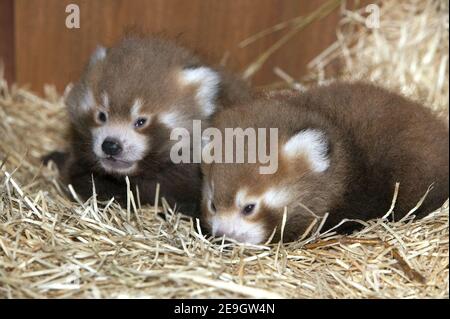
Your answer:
66;37;221;176
201;102;335;244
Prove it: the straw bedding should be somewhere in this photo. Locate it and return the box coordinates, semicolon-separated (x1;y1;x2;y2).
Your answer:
0;0;448;298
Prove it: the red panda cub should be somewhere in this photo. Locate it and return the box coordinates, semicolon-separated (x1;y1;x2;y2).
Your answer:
201;82;449;244
44;36;252;216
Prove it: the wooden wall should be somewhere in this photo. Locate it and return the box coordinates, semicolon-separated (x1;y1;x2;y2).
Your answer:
0;0;14;84
1;0;344;93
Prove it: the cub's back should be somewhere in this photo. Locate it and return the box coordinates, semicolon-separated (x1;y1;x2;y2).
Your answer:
289;82;449;219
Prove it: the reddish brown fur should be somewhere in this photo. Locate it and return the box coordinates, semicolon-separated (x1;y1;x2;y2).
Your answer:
44;36;252;216
202;82;449;242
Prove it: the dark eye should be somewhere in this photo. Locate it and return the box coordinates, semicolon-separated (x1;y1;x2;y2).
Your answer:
134;117;148;128
98;111;107;123
242;204;256;216
208;200;217;213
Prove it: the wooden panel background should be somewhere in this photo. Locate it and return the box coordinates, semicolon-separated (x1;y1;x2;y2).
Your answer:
7;0;343;93
0;0;14;84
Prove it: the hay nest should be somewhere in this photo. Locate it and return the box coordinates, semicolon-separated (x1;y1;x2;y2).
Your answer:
0;0;448;298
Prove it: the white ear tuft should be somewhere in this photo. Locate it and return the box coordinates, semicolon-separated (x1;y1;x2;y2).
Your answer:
89;46;107;66
283;129;330;173
179;67;220;117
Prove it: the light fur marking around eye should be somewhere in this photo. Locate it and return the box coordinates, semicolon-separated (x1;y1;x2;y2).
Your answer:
101;92;110;109
130;98;144;119
235;189;261;211
235;189;249;208
283;129;330;173
79;88;95;112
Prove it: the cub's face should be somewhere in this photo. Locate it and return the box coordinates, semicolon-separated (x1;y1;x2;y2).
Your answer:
66;45;221;176
201;127;331;245
201;164;287;244
87;96;158;175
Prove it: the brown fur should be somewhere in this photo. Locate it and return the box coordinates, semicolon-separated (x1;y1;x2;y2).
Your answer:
201;82;449;242
44;36;253;216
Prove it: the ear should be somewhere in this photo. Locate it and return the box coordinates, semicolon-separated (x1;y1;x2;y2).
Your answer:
283;129;330;173
89;46;107;67
64;46;107;121
179;66;221;117
65;83;95;122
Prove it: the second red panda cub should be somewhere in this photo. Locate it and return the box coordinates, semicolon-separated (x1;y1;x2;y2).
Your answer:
201;82;449;244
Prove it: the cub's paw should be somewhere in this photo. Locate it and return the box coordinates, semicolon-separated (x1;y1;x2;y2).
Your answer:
42;151;68;170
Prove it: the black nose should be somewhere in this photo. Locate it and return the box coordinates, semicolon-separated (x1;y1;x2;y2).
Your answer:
102;139;122;156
